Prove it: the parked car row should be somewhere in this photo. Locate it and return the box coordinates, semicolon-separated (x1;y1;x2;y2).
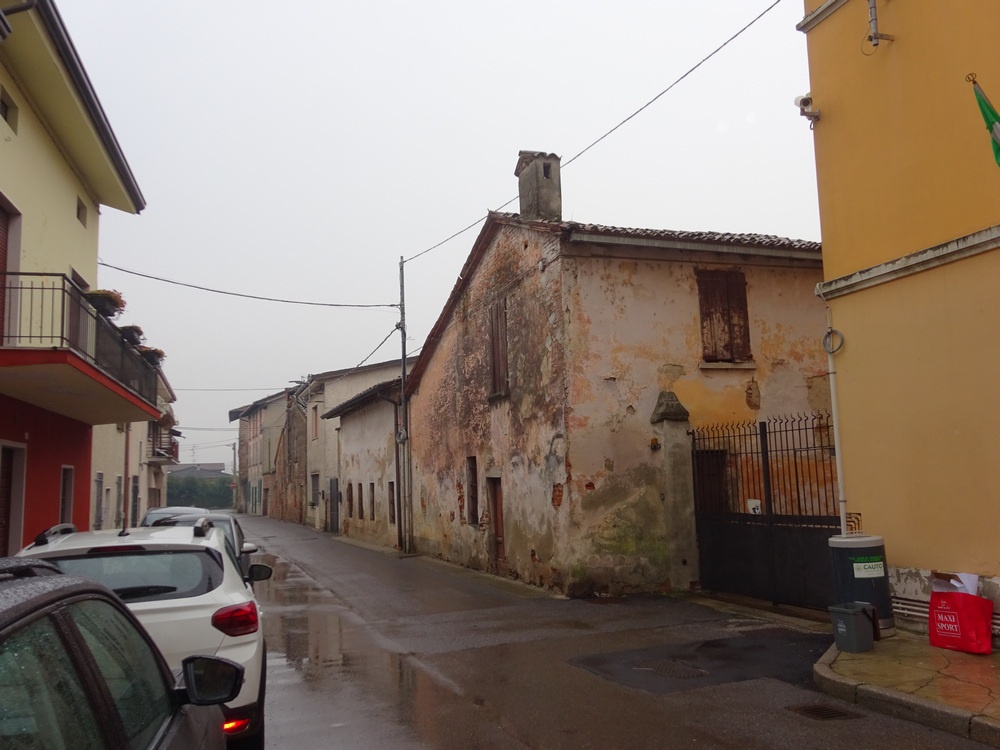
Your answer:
3;511;270;749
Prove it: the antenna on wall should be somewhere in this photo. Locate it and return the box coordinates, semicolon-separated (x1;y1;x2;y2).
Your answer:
867;0;894;46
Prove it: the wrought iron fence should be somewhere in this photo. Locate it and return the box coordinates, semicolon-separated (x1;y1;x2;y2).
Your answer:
1;272;157;405
691;413;839;522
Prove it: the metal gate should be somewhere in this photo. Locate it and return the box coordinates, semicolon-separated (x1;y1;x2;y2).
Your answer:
691;414;839;610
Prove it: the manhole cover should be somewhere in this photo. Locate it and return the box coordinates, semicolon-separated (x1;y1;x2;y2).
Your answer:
633;659;708;679
786;704;862;721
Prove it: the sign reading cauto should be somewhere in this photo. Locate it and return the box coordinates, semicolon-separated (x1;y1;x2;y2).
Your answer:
853;560;885;578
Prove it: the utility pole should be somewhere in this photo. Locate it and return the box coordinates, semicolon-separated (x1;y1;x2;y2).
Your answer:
397;256;411;553
231;442;238;511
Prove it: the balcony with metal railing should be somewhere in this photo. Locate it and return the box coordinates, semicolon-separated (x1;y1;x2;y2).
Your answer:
147;424;180;464
0;272;160;424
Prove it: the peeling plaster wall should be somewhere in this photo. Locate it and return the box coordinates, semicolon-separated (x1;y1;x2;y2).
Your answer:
560;248;828;595
338;399;399;548
409;224;569;588
409;227;828;597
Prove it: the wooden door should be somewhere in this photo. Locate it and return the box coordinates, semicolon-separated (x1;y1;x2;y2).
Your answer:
488;478;505;573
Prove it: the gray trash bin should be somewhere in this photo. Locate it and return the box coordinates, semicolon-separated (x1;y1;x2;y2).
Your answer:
829;602;877;653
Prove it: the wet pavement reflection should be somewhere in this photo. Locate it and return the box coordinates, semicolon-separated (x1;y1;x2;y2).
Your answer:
254;554;524;750
254;553;424;749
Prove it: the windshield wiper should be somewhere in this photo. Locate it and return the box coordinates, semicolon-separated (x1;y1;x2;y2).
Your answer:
113;584;178;600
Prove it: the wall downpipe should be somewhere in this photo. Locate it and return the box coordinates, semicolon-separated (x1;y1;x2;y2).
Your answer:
818;290;848;536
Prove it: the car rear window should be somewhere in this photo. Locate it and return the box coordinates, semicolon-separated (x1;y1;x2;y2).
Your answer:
53;549;224;603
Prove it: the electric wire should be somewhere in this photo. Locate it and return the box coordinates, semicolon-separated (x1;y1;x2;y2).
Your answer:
98;260;397;309
104;1;782;449
403;0;784;264
174;388;284;392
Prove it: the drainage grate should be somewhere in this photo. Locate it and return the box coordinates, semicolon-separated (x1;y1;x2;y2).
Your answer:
786;704;862;721
633;659;709;679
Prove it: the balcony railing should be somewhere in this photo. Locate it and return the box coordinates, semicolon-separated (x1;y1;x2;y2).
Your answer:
1;272;158;405
147;424;180;463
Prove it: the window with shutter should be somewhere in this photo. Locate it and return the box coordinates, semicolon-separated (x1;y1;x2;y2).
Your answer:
488;298;509;398
696;270;752;363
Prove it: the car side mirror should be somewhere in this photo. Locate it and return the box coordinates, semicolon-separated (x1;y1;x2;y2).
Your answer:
247;563;272;583
180;655;244;705
241;542;259;555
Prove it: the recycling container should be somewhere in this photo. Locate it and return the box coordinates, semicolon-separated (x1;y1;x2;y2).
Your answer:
829;601;876;653
829;534;895;634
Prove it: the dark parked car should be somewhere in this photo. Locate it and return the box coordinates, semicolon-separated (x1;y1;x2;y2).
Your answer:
0;557;244;749
139;506;210;527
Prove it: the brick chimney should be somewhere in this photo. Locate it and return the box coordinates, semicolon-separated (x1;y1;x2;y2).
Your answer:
514;151;561;221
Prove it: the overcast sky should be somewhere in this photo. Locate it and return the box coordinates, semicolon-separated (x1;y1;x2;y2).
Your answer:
57;0;820;470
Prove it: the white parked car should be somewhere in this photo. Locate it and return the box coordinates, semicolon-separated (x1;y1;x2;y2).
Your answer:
19;520;271;750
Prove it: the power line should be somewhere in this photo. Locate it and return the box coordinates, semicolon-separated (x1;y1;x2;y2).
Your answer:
175;427;239;432
98;260;398;309
174;388;284;392
404;0;783;264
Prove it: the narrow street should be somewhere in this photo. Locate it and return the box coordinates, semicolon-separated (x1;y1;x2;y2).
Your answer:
243;515;979;749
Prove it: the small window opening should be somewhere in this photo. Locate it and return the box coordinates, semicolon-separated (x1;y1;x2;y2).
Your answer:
543;162;551;179
76;198;87;227
0;88;18;133
467;457;479;525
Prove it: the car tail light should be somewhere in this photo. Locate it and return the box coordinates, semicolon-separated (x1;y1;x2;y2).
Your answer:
212;601;258;636
223;717;251;735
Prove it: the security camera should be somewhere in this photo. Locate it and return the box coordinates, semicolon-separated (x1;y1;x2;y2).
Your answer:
794;94;813;110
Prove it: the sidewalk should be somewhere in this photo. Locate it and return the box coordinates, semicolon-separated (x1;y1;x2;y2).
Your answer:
814;630;1000;747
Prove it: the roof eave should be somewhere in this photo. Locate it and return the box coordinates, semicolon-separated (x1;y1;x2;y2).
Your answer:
2;1;145;213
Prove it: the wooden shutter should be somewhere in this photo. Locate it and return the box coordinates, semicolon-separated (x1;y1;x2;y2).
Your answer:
696;269;751;363
726;271;752;362
697;270;730;362
489;299;509;396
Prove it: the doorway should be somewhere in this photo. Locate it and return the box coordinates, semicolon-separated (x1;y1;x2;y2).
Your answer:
487;477;505;574
0;446;25;555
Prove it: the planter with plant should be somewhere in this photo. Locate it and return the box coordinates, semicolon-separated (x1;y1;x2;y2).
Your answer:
137;346;165;366
118;324;144;346
85;289;126;319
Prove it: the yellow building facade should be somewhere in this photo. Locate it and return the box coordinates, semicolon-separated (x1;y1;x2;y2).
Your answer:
799;0;1000;618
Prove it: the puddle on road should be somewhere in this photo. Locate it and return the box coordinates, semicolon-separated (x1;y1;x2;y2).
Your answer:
252;554;516;750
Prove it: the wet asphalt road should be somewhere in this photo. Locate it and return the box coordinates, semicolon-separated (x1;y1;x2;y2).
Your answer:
241;515;979;749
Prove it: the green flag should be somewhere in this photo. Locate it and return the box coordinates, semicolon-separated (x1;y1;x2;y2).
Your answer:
973;81;1000;168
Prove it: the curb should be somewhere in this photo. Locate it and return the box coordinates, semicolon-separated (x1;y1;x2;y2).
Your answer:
813;643;1000;747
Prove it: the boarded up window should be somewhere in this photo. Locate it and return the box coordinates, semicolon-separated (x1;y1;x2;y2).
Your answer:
696;270;752;363
489;298;509;397
466;457;479;525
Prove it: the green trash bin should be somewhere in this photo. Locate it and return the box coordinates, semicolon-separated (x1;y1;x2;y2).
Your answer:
829;602;877;653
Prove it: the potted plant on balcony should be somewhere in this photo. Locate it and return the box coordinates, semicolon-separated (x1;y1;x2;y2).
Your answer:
137;346;165;367
118;324;144;346
84;289;126;319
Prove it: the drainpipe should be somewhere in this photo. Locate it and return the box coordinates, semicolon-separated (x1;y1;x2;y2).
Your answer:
122;423;131;529
818;291;848;537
